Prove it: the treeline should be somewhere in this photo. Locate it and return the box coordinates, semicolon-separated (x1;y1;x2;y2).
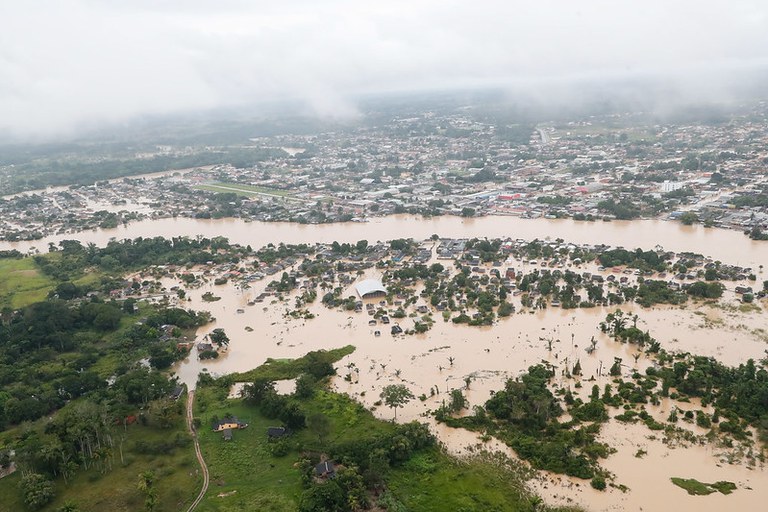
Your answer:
0;297;205;428
36;236;245;280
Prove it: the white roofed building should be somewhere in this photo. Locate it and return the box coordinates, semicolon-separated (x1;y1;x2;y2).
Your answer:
355;279;387;299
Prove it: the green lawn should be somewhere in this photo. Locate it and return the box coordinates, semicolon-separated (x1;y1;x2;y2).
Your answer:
388;449;558;512
194;399;303;512
229;345;355;383
0;258;55;309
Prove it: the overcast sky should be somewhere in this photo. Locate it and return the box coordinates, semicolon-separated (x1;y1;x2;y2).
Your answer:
1;0;767;138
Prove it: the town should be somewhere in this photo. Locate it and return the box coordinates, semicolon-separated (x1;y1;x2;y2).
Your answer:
2;101;768;242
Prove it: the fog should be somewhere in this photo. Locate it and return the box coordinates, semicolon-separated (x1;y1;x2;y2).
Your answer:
1;0;767;139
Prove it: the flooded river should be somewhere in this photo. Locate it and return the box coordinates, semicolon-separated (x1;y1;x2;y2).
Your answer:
5;214;767;511
3;214;768;268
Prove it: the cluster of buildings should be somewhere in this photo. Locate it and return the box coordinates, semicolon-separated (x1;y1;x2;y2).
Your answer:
2;101;768;242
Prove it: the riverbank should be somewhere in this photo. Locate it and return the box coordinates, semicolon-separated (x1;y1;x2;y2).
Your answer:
2;214;767;268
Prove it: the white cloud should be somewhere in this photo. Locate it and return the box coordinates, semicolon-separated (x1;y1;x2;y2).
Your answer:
1;0;767;137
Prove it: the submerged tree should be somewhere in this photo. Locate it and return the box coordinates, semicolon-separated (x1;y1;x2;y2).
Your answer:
379;384;414;420
209;328;230;348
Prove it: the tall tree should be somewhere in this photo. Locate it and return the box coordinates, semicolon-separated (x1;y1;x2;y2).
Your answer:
379;384;414;420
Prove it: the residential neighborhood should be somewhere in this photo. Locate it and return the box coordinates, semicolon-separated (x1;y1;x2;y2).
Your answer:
2;102;768;242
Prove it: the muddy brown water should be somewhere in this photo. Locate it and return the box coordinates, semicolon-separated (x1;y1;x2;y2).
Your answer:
2;215;767;269
166;259;766;512
3;215;766;511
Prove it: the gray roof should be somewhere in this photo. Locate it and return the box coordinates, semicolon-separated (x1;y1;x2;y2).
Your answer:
355;279;386;298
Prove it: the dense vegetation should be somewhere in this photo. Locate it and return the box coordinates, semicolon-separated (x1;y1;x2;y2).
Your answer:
0;236;235;510
601;310;768;445
436;310;768;489
36;236;247;280
438;364;612;484
0;294;210;510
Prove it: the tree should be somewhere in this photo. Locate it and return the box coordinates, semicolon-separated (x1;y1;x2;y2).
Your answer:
609;357;622;377
93;307;122;331
449;389;467;412
306;413;331;445
379;384;414;420
20;472;56;510
294;374;316;399
137;470;157;512
679;212;698;225
208;328;229;348
460;207;476;218
299;480;346;512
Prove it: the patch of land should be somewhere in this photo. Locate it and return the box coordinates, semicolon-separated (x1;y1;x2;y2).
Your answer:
0;258;55;309
671;477;737;496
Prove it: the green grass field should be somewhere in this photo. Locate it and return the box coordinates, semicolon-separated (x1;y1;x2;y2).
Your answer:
0;258;55;309
229;345;355;383
388;450;546;512
554;123;657;142
0;416;198;512
671;477;737;496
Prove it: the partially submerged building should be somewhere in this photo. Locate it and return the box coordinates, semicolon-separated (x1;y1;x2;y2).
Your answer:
355;278;387;299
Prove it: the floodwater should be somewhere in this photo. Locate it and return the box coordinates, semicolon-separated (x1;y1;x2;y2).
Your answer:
5;213;767;511
160;251;768;512
2;214;767;269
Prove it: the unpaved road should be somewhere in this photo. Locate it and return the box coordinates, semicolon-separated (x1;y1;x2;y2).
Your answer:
186;390;209;512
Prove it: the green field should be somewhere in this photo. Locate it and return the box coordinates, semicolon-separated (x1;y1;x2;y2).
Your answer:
0;258;55;309
229;345;355;383
195;182;293;198
554;124;658;142
0;414;198;512
194;379;392;511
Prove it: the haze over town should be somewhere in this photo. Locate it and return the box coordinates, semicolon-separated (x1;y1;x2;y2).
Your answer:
1;0;768;138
